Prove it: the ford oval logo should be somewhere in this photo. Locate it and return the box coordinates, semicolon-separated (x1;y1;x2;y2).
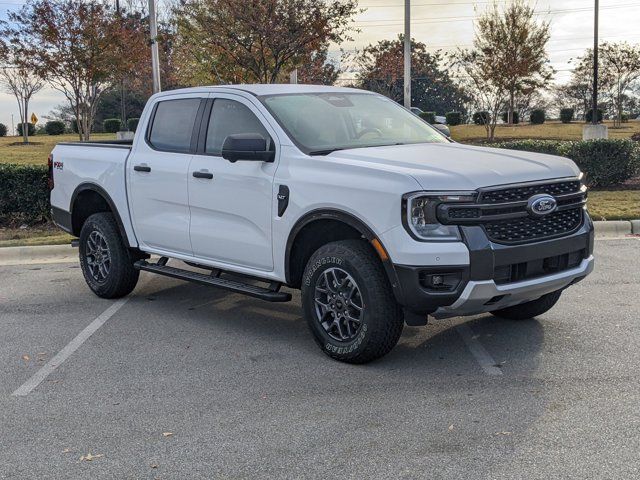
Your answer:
527;194;558;217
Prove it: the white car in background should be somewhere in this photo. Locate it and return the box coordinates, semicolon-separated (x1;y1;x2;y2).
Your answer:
410;107;451;137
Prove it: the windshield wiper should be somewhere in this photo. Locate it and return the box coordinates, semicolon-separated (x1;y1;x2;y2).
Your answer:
308;148;347;156
309;143;407;156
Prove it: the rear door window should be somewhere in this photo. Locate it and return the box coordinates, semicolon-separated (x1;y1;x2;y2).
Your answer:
205;99;271;155
148;98;201;152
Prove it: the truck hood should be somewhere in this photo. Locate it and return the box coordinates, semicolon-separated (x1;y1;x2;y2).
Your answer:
327;143;580;191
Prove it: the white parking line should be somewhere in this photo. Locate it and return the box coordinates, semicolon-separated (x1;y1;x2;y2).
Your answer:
12;297;130;397
456;323;503;376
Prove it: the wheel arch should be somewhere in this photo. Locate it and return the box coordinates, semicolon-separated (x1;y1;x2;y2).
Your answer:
285;209;401;294
70;183;133;247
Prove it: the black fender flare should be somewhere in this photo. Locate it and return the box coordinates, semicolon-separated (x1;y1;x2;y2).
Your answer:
284;209;403;301
70;183;134;247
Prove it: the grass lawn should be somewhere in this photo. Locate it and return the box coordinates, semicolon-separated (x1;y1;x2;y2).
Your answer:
0;133;116;165
0;224;74;248
450;120;640;143
587;190;640;222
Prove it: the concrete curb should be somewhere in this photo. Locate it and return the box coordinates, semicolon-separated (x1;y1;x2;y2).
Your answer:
0;220;638;265
0;244;77;266
593;220;638;238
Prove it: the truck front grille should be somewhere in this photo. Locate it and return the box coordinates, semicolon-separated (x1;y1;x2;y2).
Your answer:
483;208;583;244
437;179;587;245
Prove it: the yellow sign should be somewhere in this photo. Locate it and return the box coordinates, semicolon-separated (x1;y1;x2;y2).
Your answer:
30;113;38;124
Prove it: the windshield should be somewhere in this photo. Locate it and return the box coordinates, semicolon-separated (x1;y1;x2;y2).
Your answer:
260;92;448;155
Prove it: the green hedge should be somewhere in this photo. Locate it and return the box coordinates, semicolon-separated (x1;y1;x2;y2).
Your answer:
103;118;122;133
0;164;50;226
0;123;7;136
45;120;66;135
530;109;545;125
586;109;603;123
419;111;436;124
501;111;520;124
490;139;640;188
445;111;462;126
560;108;574;124
127;118;140;132
17;122;36;136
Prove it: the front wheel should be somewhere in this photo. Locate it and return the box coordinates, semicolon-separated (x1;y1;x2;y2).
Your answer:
79;212;139;299
301;239;403;364
490;290;562;320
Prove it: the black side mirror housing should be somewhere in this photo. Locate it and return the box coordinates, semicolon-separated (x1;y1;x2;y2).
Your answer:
221;134;275;163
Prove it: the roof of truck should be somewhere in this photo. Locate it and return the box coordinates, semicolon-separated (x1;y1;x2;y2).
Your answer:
155;84;371;98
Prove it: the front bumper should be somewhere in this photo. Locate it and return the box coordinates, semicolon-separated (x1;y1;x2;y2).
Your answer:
432;255;593;319
391;212;594;318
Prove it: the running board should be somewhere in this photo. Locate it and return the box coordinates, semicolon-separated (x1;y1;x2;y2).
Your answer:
134;259;292;302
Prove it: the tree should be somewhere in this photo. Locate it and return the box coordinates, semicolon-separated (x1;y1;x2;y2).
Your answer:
1;0;148;141
451;49;507;140
568;43;640;125
599;43;640;127
474;0;553;125
353;35;469;114
555;78;593;120
298;49;339;86
0;56;44;143
172;0;358;85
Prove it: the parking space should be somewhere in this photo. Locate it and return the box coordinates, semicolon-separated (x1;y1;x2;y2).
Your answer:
1;238;639;479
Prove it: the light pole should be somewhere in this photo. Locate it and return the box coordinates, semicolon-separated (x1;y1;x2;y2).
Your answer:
149;0;161;94
583;0;607;139
403;0;411;108
592;0;599;125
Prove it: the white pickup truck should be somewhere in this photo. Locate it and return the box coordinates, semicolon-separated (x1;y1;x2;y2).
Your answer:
49;85;594;363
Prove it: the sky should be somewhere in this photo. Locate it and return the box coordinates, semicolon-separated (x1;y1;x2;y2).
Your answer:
1;0;639;134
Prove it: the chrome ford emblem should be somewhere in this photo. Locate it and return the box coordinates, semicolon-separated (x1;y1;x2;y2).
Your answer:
527;194;557;217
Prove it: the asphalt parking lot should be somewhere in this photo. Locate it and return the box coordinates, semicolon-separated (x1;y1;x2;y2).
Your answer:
1;238;639;479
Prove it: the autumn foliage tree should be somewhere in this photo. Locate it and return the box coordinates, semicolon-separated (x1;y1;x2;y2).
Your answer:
172;0;358;85
353;35;468;114
1;0;148;140
473;0;553;125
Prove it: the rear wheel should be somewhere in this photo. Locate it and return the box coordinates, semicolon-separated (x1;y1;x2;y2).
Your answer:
301;239;403;364
490;290;562;320
79;212;139;298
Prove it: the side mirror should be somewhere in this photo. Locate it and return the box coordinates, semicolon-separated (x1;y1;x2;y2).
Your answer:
221;134;275;163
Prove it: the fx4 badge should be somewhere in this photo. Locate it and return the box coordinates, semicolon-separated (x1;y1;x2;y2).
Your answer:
527;194;557;218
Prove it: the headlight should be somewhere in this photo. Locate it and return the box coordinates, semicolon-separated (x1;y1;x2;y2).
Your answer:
404;192;477;241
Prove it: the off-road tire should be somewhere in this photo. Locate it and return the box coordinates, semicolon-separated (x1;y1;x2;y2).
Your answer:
301;239;403;364
491;290;562;320
79;212;139;298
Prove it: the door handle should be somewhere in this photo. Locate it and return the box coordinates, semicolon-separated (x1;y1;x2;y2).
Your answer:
134;165;151;172
192;171;213;179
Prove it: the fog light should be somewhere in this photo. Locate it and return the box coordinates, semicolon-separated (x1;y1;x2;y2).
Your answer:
420;272;462;291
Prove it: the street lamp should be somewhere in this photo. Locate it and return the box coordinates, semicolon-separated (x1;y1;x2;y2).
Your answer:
149;0;161;94
404;0;411;108
583;0;608;139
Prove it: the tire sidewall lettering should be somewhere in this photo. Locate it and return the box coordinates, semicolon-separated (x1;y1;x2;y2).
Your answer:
303;256;344;287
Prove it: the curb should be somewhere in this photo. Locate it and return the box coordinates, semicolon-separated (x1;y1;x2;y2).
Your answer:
0;220;638;265
0;244;77;266
593;220;639;238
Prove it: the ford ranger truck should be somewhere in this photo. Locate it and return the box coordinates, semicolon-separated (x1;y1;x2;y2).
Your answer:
49;85;594;364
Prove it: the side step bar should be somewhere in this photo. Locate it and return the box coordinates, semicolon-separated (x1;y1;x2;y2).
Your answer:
134;259;292;303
